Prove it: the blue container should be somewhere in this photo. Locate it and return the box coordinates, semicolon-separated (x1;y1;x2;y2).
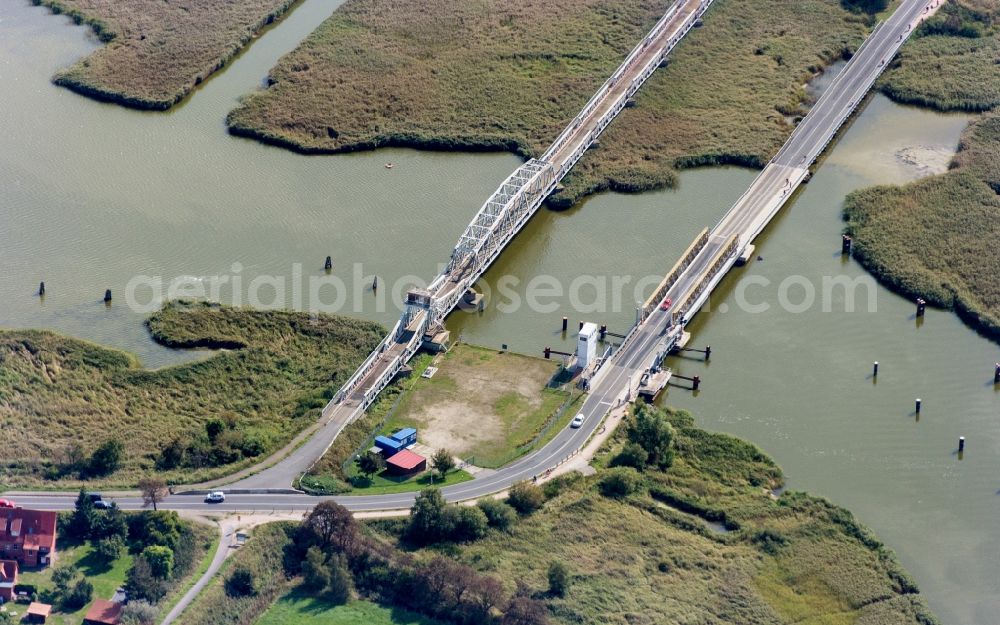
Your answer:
374;435;403;453
391;427;417;446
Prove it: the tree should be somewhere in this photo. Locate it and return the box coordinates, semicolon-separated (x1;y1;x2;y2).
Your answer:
225;566;257;597
355;450;385;481
324;554;352;605
547;561;569;597
610;442;647;471
64;578;93;610
127;510;183;553
138;477;169;511
91;502;128;541
89;438;124;476
301;546;331;592
450;505;489;542
141;545;174;579
126;557;168;603
477;498;517;532
51;564;77;596
507;481;545;515
502;596;550;625
95;535;125;561
69;489;97;539
302;501;358;554
431;448;455;480
599;467;644;498
627;404;675;469
407;488;449;543
466;575;505;624
120;600;158;625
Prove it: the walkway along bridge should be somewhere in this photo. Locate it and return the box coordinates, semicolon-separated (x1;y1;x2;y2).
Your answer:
229;0;936;491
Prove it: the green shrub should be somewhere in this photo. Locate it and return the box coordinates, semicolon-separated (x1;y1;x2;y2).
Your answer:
477;498;517;533
507;481;545;515
225;566;257;598
598;467;644;498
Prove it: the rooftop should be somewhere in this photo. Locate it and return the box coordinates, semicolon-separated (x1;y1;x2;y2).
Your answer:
84;599;123;625
386;449;426;471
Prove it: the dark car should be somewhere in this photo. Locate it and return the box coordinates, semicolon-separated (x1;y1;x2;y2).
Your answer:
93;500;113;510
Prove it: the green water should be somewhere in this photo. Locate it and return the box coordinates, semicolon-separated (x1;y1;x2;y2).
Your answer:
1;1;996;622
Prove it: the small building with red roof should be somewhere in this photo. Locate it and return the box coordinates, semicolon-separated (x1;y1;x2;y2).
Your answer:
26;601;53;623
385;449;427;476
0;508;57;567
0;559;18;602
83;599;123;625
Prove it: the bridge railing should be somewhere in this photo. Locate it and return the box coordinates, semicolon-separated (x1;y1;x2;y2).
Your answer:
676;234;739;323
332;318;402;404
546;0;714;178
774;21;887;167
542;0;689;162
641;227;709;319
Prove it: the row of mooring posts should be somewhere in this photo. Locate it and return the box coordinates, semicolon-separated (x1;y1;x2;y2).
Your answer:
34;256;380;304
872;360;973;455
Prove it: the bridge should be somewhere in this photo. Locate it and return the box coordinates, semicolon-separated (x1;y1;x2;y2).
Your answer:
8;0;940;510
229;0;714;489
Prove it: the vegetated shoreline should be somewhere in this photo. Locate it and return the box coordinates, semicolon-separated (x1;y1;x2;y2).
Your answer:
0;301;384;489
176;405;940;625
32;0;302;110
225;0;876;209
844;110;1000;343
843;2;1000;342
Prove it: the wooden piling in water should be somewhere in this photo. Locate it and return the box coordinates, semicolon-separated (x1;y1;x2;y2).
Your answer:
38;281;45;296
103;289;112;303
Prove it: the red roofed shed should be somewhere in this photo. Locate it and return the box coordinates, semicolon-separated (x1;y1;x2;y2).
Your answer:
83;599;123;625
385;450;427;476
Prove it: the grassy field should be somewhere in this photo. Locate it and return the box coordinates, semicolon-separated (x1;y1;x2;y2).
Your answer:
390;405;938;625
384;344;567;468
881;0;1000;111
302;343;570;495
0;301;382;487
177;405;936;625
34;0;299;109
175;522;296;625
227;0;871;207
844;111;1000;339
256;593;443;625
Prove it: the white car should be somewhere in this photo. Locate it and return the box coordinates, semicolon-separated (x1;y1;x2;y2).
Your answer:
204;491;226;503
570;413;585;428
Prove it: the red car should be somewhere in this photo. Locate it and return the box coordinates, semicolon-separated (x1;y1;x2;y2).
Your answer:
0;499;15;508
659;297;673;311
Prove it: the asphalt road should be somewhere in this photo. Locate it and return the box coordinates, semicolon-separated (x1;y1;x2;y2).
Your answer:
5;0;936;516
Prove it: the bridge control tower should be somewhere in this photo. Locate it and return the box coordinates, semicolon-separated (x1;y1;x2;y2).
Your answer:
577;322;599;370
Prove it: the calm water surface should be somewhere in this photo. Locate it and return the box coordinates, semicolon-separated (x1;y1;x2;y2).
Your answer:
1;2;996;623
